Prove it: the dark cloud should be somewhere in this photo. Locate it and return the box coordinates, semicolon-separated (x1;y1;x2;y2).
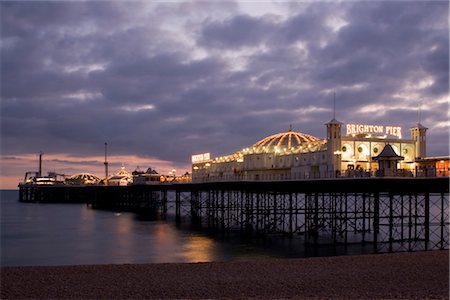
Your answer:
199;14;274;49
1;1;448;179
278;5;331;44
2;156;17;160
50;159;103;166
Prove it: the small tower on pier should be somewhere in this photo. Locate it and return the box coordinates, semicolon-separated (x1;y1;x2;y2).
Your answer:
326;93;343;177
326;119;343;176
410;123;427;159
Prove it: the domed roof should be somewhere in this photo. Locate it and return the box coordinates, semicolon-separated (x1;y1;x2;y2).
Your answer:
66;173;101;181
252;127;320;151
65;173;101;185
108;165;132;180
115;165;131;177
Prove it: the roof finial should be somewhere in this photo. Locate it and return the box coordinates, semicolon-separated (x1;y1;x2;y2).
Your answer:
289;124;293;132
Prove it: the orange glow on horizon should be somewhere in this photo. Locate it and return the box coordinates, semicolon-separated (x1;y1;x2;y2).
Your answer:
0;153;191;189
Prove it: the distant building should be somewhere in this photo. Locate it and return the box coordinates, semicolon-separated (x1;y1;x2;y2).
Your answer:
106;166;133;186
177;172;192;183
415;156;450;177
65;173;101;185
132;167;161;185
192;117;447;182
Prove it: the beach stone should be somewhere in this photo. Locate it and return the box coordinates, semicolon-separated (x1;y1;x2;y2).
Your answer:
1;251;448;299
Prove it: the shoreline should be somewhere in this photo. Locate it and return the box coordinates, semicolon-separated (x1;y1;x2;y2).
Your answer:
1;250;448;299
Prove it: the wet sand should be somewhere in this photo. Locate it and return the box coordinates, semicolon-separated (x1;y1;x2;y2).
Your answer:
1;250;448;299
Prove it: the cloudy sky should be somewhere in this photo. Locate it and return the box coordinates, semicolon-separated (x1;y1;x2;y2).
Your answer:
1;1;449;188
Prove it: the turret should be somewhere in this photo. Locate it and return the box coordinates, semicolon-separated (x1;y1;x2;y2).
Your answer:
326;118;343;176
410;123;427;159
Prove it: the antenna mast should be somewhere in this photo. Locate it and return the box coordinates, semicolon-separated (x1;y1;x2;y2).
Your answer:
104;142;109;179
417;103;421;124
333;92;336;119
38;151;43;177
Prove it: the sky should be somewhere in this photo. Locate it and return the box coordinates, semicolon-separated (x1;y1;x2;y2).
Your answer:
1;1;449;189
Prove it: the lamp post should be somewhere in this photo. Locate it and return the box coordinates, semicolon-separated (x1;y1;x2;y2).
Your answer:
333;150;342;178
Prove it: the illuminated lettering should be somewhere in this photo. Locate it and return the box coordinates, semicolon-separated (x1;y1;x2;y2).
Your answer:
192;153;211;163
385;126;391;135
345;124;402;138
346;124;352;135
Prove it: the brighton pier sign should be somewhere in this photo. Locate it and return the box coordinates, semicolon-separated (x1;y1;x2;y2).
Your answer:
346;124;402;139
192;152;211;164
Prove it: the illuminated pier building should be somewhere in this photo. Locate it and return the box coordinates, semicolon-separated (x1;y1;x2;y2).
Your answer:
191;118;437;182
65;173;101;185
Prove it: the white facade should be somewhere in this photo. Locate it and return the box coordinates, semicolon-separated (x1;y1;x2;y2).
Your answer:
192;119;426;182
107;166;133;186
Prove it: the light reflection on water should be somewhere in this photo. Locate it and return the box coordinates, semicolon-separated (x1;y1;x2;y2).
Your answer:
1;190;375;266
1;190;242;266
181;236;216;262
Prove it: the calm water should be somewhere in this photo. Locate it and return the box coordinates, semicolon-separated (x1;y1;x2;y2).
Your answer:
1;190;370;266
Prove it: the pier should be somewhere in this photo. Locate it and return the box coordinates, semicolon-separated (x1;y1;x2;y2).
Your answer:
19;178;449;253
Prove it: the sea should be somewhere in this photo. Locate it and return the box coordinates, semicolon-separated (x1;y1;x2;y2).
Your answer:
1;189;373;266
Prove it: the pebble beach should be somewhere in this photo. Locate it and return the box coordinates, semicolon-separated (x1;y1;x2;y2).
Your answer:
1;250;448;299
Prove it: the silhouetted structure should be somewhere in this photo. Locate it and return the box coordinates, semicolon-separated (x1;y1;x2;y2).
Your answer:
372;144;405;177
19;177;449;254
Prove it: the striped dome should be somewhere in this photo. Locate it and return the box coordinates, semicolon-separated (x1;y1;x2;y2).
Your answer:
65;173;101;185
252;128;320;151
